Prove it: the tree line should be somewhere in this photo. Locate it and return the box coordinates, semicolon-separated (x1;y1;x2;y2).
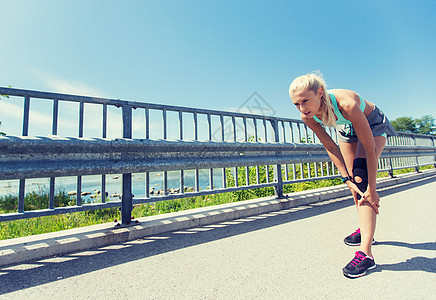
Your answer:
391;115;435;135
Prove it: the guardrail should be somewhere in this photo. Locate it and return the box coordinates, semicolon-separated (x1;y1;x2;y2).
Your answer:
1;87;435;224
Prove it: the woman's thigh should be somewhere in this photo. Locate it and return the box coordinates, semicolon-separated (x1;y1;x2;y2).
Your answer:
355;136;387;159
338;141;358;175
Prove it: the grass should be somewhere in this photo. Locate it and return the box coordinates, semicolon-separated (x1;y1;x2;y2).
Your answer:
0;165;433;240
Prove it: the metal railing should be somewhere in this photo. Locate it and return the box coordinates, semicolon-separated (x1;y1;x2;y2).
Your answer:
1;87;435;224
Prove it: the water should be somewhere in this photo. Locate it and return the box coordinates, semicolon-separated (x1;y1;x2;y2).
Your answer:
0;170;226;203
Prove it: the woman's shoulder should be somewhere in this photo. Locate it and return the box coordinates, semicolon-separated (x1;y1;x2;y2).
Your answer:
327;88;356;97
328;89;359;106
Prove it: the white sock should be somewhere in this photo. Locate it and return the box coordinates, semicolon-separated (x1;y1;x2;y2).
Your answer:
359;251;374;260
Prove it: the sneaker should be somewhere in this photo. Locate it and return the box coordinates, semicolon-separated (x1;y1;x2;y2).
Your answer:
343;251;376;278
344;228;375;246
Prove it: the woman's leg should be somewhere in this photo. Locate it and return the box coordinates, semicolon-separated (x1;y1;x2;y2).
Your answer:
338;141;357;178
338;141;358;204
355;136;387;257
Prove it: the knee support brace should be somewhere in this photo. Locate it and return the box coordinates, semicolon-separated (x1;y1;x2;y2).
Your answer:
353;158;368;200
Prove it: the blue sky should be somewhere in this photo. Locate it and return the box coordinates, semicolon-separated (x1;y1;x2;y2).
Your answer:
1;0;436;137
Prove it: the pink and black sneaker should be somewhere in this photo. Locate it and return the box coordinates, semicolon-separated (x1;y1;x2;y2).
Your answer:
343;251;376;278
344;228;375;246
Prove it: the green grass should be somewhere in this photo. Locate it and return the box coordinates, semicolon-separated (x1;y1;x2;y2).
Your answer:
0;193;240;240
377;165;433;177
1;165;433;240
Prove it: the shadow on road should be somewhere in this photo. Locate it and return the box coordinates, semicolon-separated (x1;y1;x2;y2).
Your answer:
376;241;436;251
0;174;435;294
369;241;436;275
375;257;436;274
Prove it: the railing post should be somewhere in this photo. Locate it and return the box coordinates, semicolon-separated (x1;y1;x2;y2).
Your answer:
432;136;436;168
121;105;133;225
412;134;420;173
18;179;25;213
387;136;395;178
52;99;59;135
22;95;30;136
271;119;283;198
18;95;31;214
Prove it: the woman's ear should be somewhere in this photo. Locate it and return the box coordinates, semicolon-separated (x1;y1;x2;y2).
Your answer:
318;87;324;98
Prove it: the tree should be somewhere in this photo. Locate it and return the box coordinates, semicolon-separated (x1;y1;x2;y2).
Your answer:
391;117;417;133
391;115;436;135
415;115;436;135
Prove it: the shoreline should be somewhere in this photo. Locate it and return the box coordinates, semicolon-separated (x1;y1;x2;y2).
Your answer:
0;171;225;203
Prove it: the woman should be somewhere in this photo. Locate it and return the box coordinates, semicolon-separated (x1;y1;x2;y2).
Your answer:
289;73;397;278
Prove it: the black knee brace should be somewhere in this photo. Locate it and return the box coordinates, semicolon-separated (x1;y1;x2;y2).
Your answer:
353;158;368;200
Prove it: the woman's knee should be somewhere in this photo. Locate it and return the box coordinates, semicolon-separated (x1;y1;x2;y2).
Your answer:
353;158;368;199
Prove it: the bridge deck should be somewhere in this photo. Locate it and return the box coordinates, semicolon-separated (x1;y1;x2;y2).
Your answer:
0;171;435;299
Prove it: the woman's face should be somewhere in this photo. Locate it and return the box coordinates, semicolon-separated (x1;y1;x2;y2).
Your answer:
290;88;323;118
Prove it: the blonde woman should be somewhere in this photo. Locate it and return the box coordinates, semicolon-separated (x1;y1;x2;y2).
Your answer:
289;73;397;278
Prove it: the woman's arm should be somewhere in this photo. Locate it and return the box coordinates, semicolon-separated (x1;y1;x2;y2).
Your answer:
301;114;365;199
338;92;380;213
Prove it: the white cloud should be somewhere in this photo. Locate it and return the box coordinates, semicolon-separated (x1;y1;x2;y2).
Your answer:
0;98;160;138
0;101;23;120
31;68;110;98
1;70;165;138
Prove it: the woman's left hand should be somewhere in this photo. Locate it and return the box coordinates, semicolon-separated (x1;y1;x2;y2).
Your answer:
345;180;365;202
358;190;380;214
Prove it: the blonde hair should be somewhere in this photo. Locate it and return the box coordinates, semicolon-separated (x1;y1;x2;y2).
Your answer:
289;72;337;128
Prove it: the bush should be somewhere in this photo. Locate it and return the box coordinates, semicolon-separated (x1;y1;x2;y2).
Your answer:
0;191;71;214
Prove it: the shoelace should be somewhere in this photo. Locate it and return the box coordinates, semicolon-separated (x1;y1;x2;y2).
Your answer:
350;251;367;266
350;228;361;237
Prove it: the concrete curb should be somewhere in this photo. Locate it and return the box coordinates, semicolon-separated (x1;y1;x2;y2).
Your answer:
1;169;435;267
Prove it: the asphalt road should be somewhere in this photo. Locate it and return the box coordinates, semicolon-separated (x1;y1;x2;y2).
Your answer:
1;176;435;299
